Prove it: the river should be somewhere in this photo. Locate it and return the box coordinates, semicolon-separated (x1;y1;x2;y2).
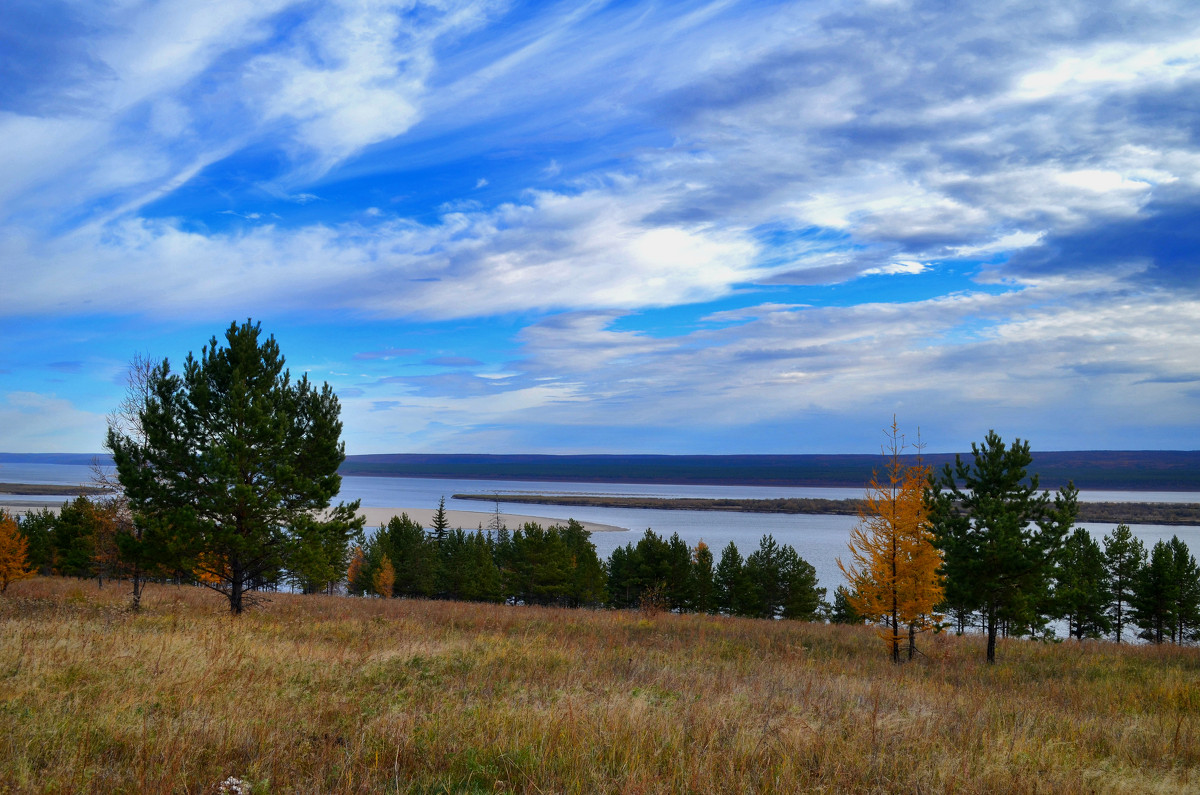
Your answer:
5;462;1199;594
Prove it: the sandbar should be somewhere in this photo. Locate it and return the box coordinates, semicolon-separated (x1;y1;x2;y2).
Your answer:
0;499;628;535
354;506;627;534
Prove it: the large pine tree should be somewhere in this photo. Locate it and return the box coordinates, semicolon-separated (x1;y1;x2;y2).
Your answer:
1102;524;1145;643
1053;527;1111;640
107;320;358;614
927;431;1077;663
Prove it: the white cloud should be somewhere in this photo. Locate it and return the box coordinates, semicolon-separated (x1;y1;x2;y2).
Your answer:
0;393;107;453
862;260;929;276
0;179;763;320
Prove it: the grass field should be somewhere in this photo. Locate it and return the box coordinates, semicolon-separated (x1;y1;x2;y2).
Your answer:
1;578;1198;793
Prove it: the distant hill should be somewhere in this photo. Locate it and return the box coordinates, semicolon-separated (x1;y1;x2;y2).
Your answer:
0;453;113;466
5;450;1197;491
339;451;1200;491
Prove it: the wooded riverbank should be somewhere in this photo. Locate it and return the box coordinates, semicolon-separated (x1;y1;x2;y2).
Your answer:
453;493;1200;526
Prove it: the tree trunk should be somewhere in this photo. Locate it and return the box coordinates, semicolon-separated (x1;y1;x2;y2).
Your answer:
230;560;244;615
130;564;143;612
986;604;997;664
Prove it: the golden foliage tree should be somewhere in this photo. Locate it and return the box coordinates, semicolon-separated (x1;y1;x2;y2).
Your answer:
372;554;395;599
838;420;943;662
0;510;35;593
346;546;365;595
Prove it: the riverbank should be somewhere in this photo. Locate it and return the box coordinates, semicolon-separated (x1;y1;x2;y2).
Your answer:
454;493;1200;526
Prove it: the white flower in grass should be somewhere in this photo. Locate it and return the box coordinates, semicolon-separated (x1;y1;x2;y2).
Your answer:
218;776;251;795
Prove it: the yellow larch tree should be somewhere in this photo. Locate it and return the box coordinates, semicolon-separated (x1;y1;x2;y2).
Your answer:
372;554;395;599
0;509;35;593
346;545;366;595
838;419;943;662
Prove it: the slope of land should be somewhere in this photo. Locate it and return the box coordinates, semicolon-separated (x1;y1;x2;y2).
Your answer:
0;483;106;496
454;493;1200;525
338;451;1200;491
2;577;1198;793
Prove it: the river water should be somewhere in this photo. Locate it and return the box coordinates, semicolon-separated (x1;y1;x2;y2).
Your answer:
5;463;1199;593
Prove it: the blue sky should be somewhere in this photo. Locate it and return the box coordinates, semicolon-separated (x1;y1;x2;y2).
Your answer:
2;0;1199;455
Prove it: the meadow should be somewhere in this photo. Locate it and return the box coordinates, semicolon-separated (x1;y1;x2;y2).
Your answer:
1;578;1198;793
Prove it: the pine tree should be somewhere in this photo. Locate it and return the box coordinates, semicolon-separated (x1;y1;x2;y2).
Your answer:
690;541;715;614
378;513;437;597
1167;536;1200;643
714;541;755;616
927;431;1077;663
430;497;451;544
1131;539;1177;644
107;320;357;614
780;544;825;621
830;585;863;624
839;420;942;662
1054;528;1111;640
14;508;55;575
1102;524;1144;643
0;510;35;593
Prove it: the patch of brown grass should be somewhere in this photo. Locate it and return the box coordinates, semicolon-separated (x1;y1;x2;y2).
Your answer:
1;577;1197;793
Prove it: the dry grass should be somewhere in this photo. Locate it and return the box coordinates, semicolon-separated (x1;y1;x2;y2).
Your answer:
1;578;1198;794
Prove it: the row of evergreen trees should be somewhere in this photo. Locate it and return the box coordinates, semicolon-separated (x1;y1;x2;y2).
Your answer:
1052;525;1199;644
14;496;356;598
347;508;826;618
12;495;827;619
11;490;1198;642
830;525;1200;646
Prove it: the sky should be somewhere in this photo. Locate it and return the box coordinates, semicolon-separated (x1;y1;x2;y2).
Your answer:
1;0;1199;456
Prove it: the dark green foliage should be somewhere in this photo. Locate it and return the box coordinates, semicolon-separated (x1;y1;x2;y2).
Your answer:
743;534;789;619
690;541;715;614
740;535;825;620
780;546;825;621
16;508;56;575
664;533;694;610
504;523;570;606
605;544;640;609
1131;539;1180;644
927;431;1078;663
714;541;752;616
432;528;503;603
830;585;863;624
51;497;98;578
376;513;437;598
1053;528;1111;640
1132;536;1200;644
560;519;606;607
603;530;669;610
288;503;360;595
1167;536;1200;643
430;497;450;543
1102;524;1145;643
497;520;604;606
106;320;358;614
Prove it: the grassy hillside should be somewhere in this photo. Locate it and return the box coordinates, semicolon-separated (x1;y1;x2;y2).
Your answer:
2;578;1199;793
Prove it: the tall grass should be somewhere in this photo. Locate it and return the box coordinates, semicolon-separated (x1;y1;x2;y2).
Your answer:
1;577;1197;793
